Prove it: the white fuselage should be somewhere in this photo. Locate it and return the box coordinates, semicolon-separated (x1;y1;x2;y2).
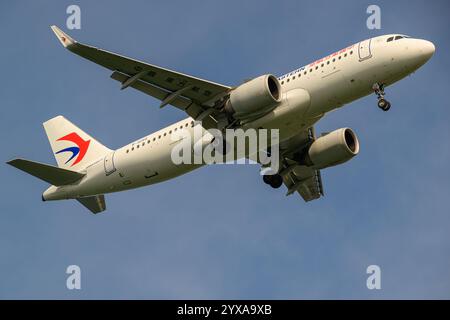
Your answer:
43;34;435;200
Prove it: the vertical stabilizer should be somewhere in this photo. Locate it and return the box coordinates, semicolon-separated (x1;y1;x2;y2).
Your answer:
43;116;111;170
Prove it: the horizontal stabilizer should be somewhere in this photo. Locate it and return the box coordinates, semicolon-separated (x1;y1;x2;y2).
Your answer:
6;158;84;186
77;195;106;214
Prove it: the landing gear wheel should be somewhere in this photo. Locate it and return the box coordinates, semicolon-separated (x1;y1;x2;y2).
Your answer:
373;83;391;111
263;174;283;189
377;98;391;111
269;175;283;189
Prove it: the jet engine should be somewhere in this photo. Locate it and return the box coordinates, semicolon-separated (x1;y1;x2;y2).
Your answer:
224;74;281;119
305;128;359;169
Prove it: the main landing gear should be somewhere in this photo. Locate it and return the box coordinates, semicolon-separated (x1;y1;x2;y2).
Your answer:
263;174;283;189
373;83;391;111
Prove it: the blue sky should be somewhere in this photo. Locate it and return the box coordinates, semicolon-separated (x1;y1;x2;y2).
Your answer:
1;0;449;299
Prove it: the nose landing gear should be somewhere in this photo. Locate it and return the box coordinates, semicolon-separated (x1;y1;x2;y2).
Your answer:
373;83;391;111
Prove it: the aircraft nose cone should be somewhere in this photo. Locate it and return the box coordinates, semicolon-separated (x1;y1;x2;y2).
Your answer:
419;40;435;61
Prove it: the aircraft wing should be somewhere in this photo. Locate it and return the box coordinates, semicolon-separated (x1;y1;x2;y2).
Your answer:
270;127;324;202
280;160;324;201
50;26;231;129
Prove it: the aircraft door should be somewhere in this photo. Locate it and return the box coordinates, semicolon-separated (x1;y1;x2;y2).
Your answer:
358;39;372;61
104;151;116;176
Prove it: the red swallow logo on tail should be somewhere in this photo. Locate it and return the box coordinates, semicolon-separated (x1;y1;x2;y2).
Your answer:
55;132;90;166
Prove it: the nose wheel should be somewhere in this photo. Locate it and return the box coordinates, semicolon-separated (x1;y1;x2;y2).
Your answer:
373;83;391;111
377;98;391;111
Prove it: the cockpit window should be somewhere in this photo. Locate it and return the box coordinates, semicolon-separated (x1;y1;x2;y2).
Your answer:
387;35;410;43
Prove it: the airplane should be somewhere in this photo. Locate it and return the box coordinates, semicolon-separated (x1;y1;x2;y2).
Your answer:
7;26;435;213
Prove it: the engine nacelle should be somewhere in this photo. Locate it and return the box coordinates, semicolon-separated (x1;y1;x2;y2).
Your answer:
306;128;359;169
225;74;281;119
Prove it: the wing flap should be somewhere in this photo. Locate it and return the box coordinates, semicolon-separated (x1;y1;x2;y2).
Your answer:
282;165;323;201
110;71;191;110
296;169;324;201
274;126;325;202
110;71;218;129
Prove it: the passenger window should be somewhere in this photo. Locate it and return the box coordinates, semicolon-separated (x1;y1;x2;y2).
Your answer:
387;37;394;42
395;36;403;40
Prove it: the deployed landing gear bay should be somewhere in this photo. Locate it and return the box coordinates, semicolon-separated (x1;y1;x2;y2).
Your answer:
373;83;391;111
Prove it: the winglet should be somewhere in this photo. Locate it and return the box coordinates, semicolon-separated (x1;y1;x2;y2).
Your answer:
50;25;76;48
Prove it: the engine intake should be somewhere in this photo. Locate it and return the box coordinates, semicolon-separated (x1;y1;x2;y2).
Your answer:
306;128;359;169
225;74;281;119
